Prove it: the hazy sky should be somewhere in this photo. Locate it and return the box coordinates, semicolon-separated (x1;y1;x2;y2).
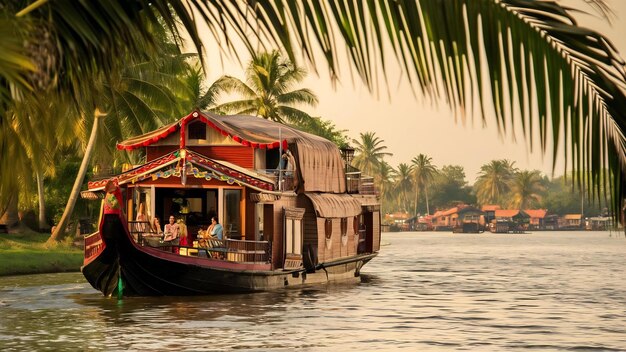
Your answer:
197;1;626;183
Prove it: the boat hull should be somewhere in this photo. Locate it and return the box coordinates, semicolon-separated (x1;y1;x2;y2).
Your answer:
82;215;376;296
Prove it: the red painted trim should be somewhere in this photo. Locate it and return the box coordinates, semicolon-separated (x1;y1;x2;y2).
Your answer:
116;111;289;151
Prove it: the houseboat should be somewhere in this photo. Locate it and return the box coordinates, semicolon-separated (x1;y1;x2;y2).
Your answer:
81;111;381;296
489;209;529;233
451;206;484;233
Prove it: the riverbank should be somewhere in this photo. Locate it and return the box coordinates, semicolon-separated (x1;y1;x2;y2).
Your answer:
0;230;82;276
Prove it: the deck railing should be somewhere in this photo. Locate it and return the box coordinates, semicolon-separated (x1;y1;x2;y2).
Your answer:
256;169;295;192
346;171;377;195
128;220;270;263
84;231;104;260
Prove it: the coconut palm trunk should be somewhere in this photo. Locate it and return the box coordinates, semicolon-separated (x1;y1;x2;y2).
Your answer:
414;188;420;217
425;187;430;216
49;109;105;243
36;170;47;231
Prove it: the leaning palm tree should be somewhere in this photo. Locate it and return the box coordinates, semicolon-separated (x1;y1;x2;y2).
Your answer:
509;170;546;210
352;132;393;177
214;51;319;124
475;159;518;206
411;154;438;215
2;1;626;223
51;44;196;242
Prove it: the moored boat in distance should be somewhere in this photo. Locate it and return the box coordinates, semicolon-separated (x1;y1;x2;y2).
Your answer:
81;111;380;296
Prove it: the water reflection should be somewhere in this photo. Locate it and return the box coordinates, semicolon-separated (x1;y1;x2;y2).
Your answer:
1;231;626;351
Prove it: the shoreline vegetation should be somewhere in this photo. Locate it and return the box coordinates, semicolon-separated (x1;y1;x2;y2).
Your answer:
0;229;82;277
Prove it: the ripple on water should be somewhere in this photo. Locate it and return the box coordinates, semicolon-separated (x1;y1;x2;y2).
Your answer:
1;231;626;351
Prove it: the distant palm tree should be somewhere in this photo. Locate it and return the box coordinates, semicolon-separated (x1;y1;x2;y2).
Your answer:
215;51;318;124
475;159;518;206
375;161;397;213
509;170;546;210
395;163;414;212
352;132;392;177
411;154;438;215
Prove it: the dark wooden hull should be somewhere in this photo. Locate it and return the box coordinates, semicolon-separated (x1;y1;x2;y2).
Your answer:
82;215;377;297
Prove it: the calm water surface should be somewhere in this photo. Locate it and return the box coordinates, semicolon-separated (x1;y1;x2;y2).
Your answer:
1;231;626;351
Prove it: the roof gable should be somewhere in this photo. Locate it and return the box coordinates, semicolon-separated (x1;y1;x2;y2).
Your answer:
88;149;276;192
524;209;548;219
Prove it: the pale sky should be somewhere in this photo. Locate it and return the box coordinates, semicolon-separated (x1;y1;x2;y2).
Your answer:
196;1;626;183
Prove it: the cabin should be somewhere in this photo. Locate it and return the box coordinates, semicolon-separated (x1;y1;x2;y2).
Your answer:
432;207;459;231
585;216;612;230
433;205;483;232
491;209;530;233
560;214;583;230
524;209;548;230
452;206;484;233
384;211;411;231
415;215;433;231
481;205;501;224
83;111;381;274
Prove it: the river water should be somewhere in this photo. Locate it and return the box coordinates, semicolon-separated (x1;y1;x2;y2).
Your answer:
1;231;625;351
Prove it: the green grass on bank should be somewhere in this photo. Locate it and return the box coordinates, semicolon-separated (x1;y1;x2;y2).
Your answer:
0;230;83;276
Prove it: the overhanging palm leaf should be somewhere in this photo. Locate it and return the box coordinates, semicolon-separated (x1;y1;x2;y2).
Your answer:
237;0;626;218
3;0;625;223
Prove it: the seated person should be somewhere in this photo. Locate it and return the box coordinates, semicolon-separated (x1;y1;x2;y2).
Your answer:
207;216;224;240
163;215;180;241
151;217;163;236
197;216;224;249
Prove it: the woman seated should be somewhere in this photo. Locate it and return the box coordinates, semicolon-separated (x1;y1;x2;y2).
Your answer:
207;216;224;240
151;217;163;235
197;217;224;248
163;215;180;242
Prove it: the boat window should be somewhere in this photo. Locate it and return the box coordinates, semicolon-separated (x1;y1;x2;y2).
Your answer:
324;219;332;239
188;120;206;140
353;216;359;235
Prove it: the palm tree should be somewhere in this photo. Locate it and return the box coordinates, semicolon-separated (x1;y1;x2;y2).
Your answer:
289;116;349;148
375;161;397;212
352;132;393;177
474;159;518;206
2;1;626;223
8;92;80;231
51;42;196;241
509;170;546;210
411;154;438;215
214;51;318;124
395;163;414;212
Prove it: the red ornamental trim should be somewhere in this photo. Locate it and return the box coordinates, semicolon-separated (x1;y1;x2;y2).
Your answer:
116;111;289;151
189;154;274;191
88;153;178;189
